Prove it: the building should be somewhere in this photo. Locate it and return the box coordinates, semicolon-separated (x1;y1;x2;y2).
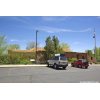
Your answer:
61;52;95;63
8;49;95;63
8;48;46;63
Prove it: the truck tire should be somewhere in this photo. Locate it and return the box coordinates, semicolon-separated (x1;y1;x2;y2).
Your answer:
85;66;88;69
63;66;66;70
78;64;82;68
47;62;49;67
82;65;87;69
53;63;57;69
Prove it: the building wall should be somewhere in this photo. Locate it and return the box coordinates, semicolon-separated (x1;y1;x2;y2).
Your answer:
64;52;95;63
8;50;95;63
64;52;88;59
8;49;46;63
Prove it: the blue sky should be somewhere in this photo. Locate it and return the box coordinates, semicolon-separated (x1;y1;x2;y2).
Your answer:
0;16;100;52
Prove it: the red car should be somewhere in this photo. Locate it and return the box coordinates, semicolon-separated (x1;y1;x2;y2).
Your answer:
71;59;89;69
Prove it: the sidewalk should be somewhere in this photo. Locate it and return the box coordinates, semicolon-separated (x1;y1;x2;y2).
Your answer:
0;64;47;67
90;64;100;66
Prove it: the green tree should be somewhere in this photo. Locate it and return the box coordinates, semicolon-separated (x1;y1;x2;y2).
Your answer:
44;36;54;60
85;50;93;57
52;35;59;53
0;35;8;55
86;48;100;62
44;35;71;60
59;43;71;53
26;41;39;50
96;47;100;62
8;44;20;50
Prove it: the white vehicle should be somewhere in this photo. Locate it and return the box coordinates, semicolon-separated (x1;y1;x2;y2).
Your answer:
47;55;68;69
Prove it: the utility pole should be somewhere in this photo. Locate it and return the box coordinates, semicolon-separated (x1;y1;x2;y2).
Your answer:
36;30;38;64
93;28;97;62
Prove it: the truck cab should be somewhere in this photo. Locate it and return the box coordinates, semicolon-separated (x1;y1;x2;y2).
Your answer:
47;54;68;69
71;59;89;69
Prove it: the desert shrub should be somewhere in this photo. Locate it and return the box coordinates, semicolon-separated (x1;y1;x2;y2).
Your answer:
20;59;32;64
68;58;77;63
0;55;10;64
8;55;21;64
0;54;34;64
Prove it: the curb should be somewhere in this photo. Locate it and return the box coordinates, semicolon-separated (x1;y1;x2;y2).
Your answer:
0;64;47;68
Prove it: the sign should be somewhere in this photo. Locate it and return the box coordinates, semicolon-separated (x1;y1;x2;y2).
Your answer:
55;54;60;56
30;59;35;61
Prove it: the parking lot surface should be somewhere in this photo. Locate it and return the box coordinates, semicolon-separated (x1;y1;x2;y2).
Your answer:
0;64;100;83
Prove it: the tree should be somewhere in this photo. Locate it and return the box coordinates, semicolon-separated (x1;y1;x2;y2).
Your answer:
44;35;71;60
59;43;71;53
86;48;100;62
52;35;59;53
26;41;38;50
8;44;20;50
44;36;54;59
96;47;100;62
0;35;8;55
85;50;93;57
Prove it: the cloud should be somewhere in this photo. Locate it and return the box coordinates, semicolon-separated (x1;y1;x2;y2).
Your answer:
42;16;69;21
10;39;26;42
0;16;32;25
11;17;32;25
36;26;92;33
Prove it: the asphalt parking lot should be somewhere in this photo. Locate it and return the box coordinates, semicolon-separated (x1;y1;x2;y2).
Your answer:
0;64;100;83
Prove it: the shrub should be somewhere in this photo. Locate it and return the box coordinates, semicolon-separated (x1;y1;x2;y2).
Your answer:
0;55;10;64
20;59;32;64
68;58;77;63
9;55;20;64
0;54;33;64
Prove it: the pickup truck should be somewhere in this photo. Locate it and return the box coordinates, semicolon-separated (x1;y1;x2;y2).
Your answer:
71;59;89;69
47;56;68;69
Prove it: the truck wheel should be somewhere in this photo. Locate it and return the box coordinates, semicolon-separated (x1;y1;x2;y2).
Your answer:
85;66;88;69
53;64;57;69
47;63;49;67
63;66;66;70
82;66;86;69
78;65;82;68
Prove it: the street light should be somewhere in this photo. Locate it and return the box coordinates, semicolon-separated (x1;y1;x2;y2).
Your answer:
36;30;38;64
93;28;97;62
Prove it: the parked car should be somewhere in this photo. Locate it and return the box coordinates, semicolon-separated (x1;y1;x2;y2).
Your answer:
47;56;68;69
71;59;89;69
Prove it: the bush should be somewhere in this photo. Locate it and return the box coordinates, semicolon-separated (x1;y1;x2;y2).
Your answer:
9;55;20;64
0;55;10;64
0;55;33;64
20;59;32;64
9;55;32;64
68;58;77;63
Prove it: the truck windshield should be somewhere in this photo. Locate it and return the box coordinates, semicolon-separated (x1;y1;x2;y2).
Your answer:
60;57;67;60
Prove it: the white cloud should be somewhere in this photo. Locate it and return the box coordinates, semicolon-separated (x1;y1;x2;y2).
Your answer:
11;17;32;25
0;16;32;25
10;39;26;42
36;26;92;33
42;16;69;21
10;39;19;42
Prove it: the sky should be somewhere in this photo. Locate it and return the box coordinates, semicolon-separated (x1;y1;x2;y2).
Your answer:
0;16;100;52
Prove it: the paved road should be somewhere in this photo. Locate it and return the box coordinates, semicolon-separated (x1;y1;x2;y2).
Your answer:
0;64;100;83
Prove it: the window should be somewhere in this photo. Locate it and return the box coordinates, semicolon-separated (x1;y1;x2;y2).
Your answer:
53;56;59;60
60;57;67;60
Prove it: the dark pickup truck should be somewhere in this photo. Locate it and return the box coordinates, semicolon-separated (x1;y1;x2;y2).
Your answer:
71;59;89;69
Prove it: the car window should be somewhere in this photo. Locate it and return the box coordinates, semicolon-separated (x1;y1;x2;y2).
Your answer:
78;60;82;62
54;56;59;60
60;57;67;60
